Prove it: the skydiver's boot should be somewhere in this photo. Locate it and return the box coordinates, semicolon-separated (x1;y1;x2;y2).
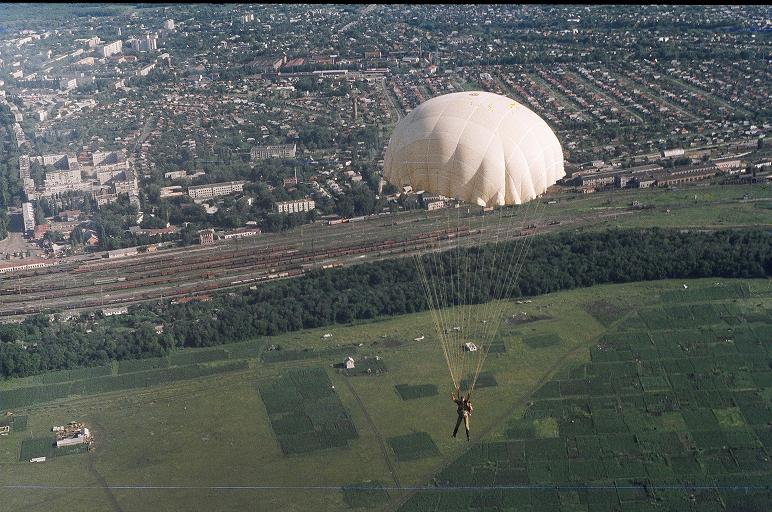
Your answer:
453;416;462;438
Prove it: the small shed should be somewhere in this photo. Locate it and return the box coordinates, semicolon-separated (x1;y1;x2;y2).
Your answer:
463;342;478;352
344;357;355;369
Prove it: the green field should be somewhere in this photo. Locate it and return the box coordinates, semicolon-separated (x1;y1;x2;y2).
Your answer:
0;277;770;511
543;184;772;232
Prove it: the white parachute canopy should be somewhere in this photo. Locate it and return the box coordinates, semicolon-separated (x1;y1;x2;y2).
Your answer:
383;91;565;207
384;91;566;395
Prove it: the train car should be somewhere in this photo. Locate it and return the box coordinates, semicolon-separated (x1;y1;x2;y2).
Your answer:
93;277;127;286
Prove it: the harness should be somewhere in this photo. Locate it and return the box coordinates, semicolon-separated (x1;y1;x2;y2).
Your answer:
456;399;472;416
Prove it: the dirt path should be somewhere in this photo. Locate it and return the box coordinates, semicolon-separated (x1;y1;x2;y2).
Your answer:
85;421;124;512
342;378;402;491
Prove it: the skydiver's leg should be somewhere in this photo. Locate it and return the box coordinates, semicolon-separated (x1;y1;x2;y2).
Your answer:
464;415;470;441
453;415;463;437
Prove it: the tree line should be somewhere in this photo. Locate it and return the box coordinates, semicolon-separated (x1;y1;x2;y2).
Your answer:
0;228;769;380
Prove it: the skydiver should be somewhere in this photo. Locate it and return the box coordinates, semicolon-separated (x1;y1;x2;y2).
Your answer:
451;387;473;441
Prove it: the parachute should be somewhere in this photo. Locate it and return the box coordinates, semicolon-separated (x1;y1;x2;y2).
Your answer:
384;91;564;207
383;91;565;395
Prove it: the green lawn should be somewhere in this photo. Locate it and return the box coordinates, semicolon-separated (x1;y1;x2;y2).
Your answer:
0;277;769;511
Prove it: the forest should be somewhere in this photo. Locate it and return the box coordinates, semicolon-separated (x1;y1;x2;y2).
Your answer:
0;228;769;379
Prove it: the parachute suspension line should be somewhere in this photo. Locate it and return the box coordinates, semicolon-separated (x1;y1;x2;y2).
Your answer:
473;197;543;389
461;203;481;396
413;250;458;389
466;202;501;396
468;204;512;394
454;204;470;393
469;195;543;393
407;196;458;389
472;198;547;392
435;216;460;389
441;207;460;387
419;201;459;388
429;207;459;387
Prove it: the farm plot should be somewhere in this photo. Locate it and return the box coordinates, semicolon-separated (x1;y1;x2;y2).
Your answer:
258;368;358;455
117;356;170;374
30;365;113;385
387;432;439;462
169;348;230;366
460;372;497;390
584;299;630;326
11;415;27;431
341;356;387;376
19;436;88;461
400;282;772;512
395;384;438;400
0;361;248;410
262;345;357;363
660;283;750;303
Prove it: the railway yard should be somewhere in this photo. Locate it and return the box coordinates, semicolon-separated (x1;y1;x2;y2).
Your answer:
0;184;767;321
0;195;634;320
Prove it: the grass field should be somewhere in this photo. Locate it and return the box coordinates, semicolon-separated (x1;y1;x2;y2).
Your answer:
0;277;769;511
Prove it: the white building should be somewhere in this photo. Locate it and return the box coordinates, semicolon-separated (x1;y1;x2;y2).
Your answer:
22;202;35;233
137;63;156;77
250;143;297;161
0;258;54;274
99;40;123;58
275;199;316;214
143;33;158;51
344;357;355;369
55;427;90;447
164;170;187;180
164;19;175;30
662;148;685;158
222;227;261;240
102;306;129;316
187;181;246;200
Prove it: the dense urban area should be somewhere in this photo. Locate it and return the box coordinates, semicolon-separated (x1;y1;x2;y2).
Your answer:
0;5;770;512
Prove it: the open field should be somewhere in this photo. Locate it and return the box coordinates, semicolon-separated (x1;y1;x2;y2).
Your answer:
0;277;769;511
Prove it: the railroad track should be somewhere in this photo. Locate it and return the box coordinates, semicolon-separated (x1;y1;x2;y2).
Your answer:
0;206;644;320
